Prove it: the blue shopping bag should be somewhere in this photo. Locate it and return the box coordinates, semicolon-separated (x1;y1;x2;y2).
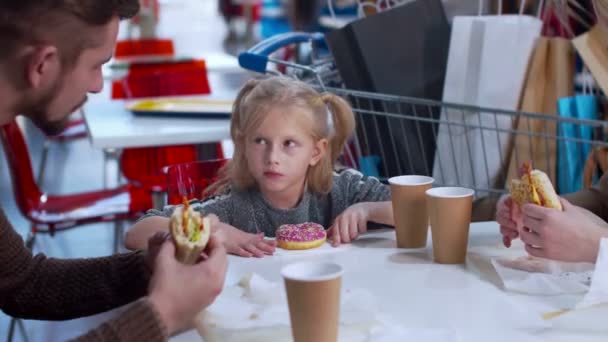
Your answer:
557;94;598;194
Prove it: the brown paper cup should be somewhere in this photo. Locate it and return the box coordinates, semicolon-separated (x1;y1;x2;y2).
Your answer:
281;262;343;342
389;175;434;248
426;187;474;264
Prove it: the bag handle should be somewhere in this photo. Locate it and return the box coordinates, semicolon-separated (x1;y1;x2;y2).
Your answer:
583;147;608;188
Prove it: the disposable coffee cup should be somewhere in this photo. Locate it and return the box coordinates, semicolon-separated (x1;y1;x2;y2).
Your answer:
389;175;434;248
281;262;343;342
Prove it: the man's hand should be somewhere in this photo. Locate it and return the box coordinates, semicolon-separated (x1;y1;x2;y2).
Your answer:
521;198;607;263
147;234;228;334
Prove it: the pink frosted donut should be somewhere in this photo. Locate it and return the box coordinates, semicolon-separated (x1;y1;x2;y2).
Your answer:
276;222;327;250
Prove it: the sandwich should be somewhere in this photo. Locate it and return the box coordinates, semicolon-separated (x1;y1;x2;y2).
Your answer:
509;162;562;211
170;199;211;264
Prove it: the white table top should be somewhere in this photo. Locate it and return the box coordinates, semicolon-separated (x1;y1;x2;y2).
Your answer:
171;221;607;342
83;97;232;149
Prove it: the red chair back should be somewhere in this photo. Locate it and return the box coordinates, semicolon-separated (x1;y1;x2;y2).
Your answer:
114;39;174;59
112;38;217;194
120;144;198;192
166;159;228;205
111;60;211;99
0;122;43;216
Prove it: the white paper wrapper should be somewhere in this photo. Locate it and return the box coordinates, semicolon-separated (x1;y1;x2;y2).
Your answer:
197;273;457;342
491;255;594;295
577;238;608;309
545;239;608;333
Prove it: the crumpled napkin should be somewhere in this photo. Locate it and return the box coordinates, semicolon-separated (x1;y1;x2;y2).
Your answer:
541;239;608;333
485;237;594;295
577;238;608;309
196;273;457;342
491;255;594;295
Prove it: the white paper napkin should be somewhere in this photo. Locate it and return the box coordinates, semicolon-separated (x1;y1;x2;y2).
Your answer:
197;273;457;342
491;255;594;295
544;240;608;332
577;238;608;309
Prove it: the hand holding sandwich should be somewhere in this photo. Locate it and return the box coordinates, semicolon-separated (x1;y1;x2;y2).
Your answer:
498;162;562;247
147;233;227;334
521;198;607;263
498;162;608;262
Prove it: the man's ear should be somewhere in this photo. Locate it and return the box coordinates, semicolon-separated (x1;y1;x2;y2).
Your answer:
26;45;60;89
310;138;328;166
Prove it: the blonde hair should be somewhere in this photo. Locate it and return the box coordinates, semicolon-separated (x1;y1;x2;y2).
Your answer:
209;77;355;195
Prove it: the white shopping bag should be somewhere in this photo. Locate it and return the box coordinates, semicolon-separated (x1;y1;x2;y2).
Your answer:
433;14;542;196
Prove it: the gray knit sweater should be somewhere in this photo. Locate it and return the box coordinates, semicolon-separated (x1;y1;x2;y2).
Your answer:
141;169;391;237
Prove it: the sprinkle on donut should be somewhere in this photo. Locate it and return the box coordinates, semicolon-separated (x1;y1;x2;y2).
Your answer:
276;222;326;242
276;223;327;250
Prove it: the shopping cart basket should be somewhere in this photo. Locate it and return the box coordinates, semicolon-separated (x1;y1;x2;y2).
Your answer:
239;32;608;200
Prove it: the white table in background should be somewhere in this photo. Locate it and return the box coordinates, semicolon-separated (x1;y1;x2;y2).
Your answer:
83;99;232;150
170;221;607;342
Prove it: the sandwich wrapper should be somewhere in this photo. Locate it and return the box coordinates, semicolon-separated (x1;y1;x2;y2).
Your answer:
196;273;457;342
489;205;594;296
545;238;608;333
489;239;594;295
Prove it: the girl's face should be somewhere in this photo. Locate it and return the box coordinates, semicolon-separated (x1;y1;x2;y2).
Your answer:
245;107;327;202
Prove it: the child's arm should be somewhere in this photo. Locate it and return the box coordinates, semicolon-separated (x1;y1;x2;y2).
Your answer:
328;201;393;246
363;201;393;226
214;221;277;258
125;216;170;250
126;213;276;258
328;169;393;246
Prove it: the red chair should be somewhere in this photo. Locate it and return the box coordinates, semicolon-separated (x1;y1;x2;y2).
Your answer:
120;144;199;194
114;38;173;59
166;159;228;205
111;60;211;99
0;121;153;249
114;59;222;205
108;38;221;207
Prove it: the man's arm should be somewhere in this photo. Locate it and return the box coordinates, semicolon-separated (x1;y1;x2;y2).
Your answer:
70;298;167;342
0;209;151;320
563;172;608;222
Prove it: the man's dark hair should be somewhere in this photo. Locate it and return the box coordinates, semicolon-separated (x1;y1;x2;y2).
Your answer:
0;0;140;64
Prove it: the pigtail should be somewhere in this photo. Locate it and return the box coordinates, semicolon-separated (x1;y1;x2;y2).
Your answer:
307;93;356;194
321;93;355;162
204;79;259;197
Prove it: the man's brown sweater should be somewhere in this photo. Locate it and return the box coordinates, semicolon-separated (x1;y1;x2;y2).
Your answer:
0;209;168;341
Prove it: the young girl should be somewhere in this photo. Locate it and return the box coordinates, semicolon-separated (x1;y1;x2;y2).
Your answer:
126;77;393;257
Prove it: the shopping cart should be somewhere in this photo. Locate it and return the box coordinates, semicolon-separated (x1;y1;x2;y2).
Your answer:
239;32;608;202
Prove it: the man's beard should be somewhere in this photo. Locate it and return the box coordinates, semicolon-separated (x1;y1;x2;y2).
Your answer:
24;78;87;136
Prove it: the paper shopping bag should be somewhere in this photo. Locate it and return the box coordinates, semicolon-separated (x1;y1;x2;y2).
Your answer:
557;95;599;194
506;37;575;189
573;25;608;96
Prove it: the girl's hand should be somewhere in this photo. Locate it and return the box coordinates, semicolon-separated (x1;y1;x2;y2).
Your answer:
215;222;276;258
328;203;370;247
